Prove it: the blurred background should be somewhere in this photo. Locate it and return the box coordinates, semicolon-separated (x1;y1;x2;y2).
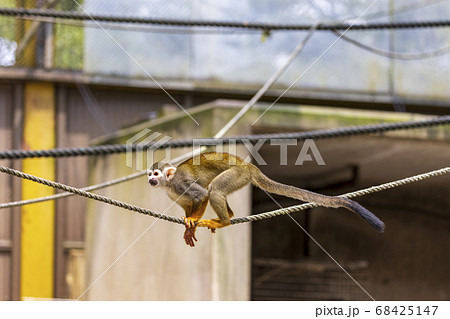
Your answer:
0;0;449;300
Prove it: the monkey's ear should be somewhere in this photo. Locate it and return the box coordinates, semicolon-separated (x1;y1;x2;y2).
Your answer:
165;167;177;181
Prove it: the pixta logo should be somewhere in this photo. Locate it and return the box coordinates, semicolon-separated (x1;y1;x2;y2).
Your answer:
127;129;325;169
126;129;172;171
191;137;325;166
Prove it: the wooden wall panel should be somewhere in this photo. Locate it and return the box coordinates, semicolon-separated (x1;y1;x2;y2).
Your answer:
0;85;14;300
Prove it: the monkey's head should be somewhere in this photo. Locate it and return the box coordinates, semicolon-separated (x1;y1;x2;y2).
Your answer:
147;162;177;188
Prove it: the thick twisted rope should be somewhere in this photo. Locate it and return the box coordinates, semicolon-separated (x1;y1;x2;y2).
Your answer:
0;170;145;209
231;166;450;224
1;114;449;160
1;8;450;31
0;165;184;225
1;164;448;227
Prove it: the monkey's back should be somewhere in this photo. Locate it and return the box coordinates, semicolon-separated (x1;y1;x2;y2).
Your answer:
176;152;250;188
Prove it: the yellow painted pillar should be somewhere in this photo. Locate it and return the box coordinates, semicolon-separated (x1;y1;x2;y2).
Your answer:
21;82;56;299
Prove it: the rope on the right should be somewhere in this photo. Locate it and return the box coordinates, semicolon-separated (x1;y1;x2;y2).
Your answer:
230;166;450;225
1;114;449;160
332;30;450;60
1;163;448;227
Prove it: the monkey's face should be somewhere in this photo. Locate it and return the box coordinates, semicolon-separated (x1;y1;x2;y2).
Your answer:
148;168;164;187
148;165;177;188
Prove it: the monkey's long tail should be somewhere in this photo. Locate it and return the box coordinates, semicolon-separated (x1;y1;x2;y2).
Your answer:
250;166;385;232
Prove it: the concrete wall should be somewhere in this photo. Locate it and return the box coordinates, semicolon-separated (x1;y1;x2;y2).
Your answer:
85;104;252;300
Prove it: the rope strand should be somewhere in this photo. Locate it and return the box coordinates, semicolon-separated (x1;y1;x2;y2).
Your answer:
231;167;450;224
1;114;449;160
0;170;145;209
332;30;450;60
1;164;448;226
1;8;450;31
0;165;183;225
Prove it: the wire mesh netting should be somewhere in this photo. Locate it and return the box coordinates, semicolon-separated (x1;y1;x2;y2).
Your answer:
0;0;449;99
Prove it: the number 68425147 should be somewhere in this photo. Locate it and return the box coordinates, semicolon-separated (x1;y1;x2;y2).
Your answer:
375;306;438;316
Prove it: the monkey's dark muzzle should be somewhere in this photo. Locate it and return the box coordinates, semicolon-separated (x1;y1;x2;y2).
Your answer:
149;179;158;186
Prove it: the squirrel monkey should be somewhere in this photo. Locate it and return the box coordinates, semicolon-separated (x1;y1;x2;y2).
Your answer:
148;152;385;247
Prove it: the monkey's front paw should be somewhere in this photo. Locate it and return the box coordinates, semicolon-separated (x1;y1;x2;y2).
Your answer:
183;227;197;247
182;216;198;229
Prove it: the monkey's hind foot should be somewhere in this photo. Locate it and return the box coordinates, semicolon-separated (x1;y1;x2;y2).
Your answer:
183;227;198;247
197;218;230;232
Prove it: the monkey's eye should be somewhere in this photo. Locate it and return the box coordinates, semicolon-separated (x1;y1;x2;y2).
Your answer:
154;171;160;176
